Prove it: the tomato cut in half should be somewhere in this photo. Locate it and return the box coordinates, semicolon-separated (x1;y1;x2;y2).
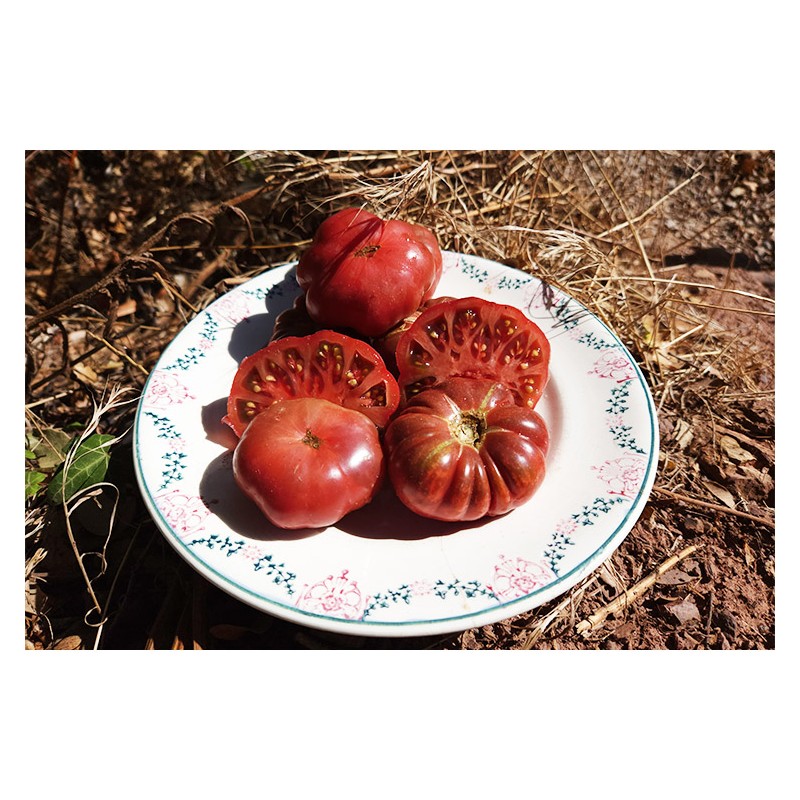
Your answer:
233;397;385;530
370;296;454;376
224;330;400;437
384;377;549;522
395;296;551;409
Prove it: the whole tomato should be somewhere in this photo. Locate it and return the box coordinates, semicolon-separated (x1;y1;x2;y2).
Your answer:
233;397;385;530
224;329;400;437
296;208;442;337
384;378;549;522
395;296;551;409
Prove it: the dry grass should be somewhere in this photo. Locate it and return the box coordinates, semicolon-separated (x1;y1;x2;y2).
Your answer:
24;149;775;649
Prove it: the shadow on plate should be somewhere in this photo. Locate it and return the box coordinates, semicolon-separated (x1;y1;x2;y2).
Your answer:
199;451;323;542
198;445;488;544
201;397;239;450
226;268;301;364
337;480;491;540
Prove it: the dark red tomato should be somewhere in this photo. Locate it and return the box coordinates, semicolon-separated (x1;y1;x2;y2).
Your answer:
384;378;549;522
269;295;320;342
407;221;443;299
395;296;551;409
233;397;384;530
296;208;442;337
224;330;400;437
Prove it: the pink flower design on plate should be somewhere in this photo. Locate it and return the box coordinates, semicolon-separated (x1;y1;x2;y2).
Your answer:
212;293;251;325
489;556;555;601
295;570;364;620
408;580;435;597
240;543;265;562
156;489;212;539
555;518;579;538
593;455;647;498
143;370;196;409
590;350;635;382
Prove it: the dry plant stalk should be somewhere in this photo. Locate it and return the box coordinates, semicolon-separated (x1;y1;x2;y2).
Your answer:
575;545;700;636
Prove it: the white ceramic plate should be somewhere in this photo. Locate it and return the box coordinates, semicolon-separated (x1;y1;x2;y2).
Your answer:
133;252;659;638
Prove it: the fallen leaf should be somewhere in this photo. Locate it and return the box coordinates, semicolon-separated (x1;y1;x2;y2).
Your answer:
73;362;99;383
668;595;701;624
656;568;694;586
672;418;694;450
53;635;84;650
702;479;736;508
719;434;756;464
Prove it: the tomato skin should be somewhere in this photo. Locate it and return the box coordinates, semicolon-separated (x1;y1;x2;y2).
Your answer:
384;378;549;522
296;208;442;337
233;397;384;530
395;296;551;409
224;329;400;437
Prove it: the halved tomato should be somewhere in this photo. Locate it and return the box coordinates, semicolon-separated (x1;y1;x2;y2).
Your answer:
395;296;551;409
224;330;400;436
370;296;454;376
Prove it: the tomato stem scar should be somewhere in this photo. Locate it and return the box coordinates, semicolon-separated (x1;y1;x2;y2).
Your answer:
451;411;487;448
302;429;321;449
353;244;381;257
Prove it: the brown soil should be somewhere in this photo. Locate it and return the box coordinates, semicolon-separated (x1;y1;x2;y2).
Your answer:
24;150;775;650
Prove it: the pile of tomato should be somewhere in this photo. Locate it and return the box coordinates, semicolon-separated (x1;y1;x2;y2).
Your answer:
224;208;551;530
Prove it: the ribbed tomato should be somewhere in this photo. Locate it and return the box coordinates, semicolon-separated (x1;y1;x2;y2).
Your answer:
395;296;551;409
384;378;549;522
233;397;384;530
296;208;442;337
224;330;400;437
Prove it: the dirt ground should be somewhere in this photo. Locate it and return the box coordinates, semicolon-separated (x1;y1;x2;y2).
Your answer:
24;150;775;650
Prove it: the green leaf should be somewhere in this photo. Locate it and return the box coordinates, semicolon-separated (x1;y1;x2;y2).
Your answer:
46;433;115;505
26;470;47;500
32;428;74;470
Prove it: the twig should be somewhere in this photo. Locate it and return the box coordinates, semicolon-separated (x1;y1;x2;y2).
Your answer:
85;330;149;375
46;150;78;301
567;274;775;305
653;487;775;529
576;545;699;636
589;150;656;280
520;576;599;649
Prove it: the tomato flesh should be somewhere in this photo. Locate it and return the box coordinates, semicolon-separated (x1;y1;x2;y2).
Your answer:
233;397;384;530
384;378;549;522
296;208;442;337
224;330;400;437
371;296;454;376
395;296;551;409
